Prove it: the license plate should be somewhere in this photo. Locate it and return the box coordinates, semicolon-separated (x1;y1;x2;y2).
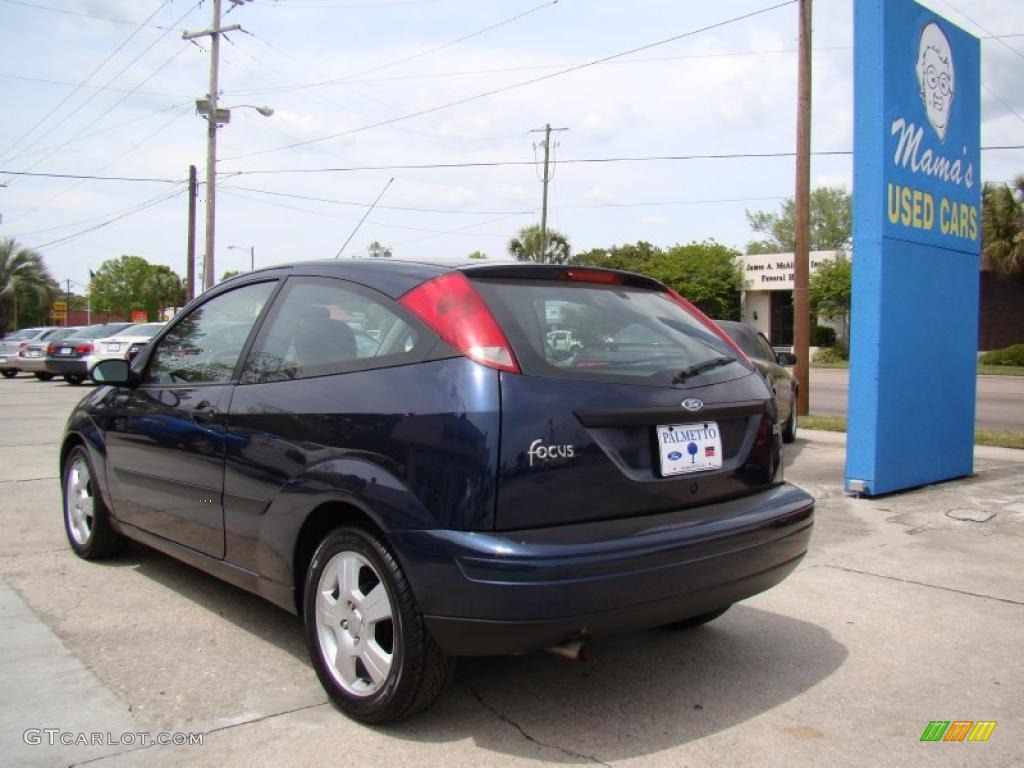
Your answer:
106;343;120;352
657;422;723;476
60;347;72;355
28;351;41;357
0;357;6;365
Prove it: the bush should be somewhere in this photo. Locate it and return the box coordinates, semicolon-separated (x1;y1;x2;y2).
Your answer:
813;346;849;363
979;343;1024;366
810;325;837;347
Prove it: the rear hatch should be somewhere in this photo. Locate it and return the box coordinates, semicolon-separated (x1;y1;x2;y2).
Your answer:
467;267;781;531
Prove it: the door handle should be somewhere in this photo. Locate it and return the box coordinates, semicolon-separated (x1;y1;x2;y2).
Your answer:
191;402;219;424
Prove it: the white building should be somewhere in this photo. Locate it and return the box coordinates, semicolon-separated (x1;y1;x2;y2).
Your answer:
739;250;849;346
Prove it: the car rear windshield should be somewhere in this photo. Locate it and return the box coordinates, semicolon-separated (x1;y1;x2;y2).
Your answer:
76;323;132;339
120;323;164;337
7;328;41;340
471;278;748;387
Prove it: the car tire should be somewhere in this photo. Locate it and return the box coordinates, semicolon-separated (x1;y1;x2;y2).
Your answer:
1;369;17;378
64;374;86;385
661;605;731;631
34;372;55;381
782;397;797;444
62;445;127;559
303;526;453;723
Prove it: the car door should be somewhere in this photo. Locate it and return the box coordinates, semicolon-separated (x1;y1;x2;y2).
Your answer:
101;280;278;557
755;332;794;420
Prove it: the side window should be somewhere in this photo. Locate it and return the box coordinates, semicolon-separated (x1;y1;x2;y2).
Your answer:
144;281;276;385
243;278;422;384
757;334;778;363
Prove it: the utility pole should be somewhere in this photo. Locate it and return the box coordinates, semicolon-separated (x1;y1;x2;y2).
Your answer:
529;123;568;260
793;0;812;415
65;279;72;324
184;1;243;292
186;165;197;301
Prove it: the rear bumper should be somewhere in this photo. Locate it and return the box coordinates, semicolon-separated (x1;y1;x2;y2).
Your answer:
391;482;814;656
15;356;47;373
45;359;89;376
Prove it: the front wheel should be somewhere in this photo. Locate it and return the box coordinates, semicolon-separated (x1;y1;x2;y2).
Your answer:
1;369;17;379
64;374;86;385
34;372;55;381
63;445;126;559
304;527;452;723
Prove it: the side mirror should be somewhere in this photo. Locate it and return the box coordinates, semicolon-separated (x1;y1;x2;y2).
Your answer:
91;359;132;385
777;352;797;366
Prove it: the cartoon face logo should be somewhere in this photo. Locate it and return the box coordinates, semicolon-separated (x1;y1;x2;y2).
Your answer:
916;22;955;141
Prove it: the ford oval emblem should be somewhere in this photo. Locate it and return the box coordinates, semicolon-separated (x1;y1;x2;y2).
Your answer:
681;398;704;412
667;451;683;461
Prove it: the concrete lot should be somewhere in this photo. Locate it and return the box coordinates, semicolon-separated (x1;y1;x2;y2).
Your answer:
0;376;1021;767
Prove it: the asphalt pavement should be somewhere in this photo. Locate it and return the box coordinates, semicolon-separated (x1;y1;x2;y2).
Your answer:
0;376;1021;767
808;368;1024;431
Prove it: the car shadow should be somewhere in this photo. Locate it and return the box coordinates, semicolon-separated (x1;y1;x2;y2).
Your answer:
98;543;845;763
391;606;847;762
96;541;309;663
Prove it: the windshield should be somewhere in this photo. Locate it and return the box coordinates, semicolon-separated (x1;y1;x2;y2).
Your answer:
472;279;749;387
48;328;82;342
8;328;41;340
119;323;164;337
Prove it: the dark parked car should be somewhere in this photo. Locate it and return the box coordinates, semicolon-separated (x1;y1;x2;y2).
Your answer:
63;260;814;723
715;320;798;443
44;323;134;384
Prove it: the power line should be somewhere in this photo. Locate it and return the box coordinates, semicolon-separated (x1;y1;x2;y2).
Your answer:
0;0;184;30
251;0;441;7
25;185;189;251
224;184;535;214
935;0;1024;61
0;0;175;165
221;0;799;162
0;170;181;183
0;71;190;99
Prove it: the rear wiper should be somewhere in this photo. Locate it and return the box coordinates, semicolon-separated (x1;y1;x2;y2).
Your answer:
672;355;736;384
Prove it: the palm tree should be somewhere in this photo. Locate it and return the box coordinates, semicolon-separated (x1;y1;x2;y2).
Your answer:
0;238;58;331
507;224;571;264
143;266;186;318
981;175;1024;275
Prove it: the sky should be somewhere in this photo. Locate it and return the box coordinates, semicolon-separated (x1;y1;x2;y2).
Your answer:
0;0;1021;296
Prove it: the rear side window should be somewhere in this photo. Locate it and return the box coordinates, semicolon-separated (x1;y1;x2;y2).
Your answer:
472;279;745;386
242;277;426;384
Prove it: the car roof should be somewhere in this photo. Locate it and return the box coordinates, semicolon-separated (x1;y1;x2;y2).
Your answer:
221;259;666;298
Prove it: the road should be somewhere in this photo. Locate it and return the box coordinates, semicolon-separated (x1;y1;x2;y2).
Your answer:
0;377;1022;767
808;368;1024;431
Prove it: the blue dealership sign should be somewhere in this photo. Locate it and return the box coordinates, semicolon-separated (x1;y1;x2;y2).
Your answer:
846;0;980;495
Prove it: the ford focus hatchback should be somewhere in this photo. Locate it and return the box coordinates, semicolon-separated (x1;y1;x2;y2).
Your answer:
63;260;814;723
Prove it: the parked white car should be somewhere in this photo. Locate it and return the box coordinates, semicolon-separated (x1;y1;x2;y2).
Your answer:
91;322;166;365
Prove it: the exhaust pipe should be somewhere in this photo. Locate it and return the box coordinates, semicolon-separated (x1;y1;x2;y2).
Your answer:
543;638;590;662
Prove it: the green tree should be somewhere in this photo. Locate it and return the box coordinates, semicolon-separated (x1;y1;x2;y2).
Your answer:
648;241;743;319
467;250;487;260
0;238;58;331
221;270;242;281
745;186;852;254
507;224;571;264
367;241;393;258
570;241;662;271
90;255;185;320
809;254;852;344
981;176;1024;275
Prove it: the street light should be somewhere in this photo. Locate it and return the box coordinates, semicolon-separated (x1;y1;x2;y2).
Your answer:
228;244;255;272
193;99;273;292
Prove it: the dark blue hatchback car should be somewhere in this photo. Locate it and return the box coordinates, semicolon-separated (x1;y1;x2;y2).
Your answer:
63;259;814;722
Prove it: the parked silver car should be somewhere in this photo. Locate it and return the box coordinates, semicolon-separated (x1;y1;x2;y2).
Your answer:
0;327;61;378
17;327;83;380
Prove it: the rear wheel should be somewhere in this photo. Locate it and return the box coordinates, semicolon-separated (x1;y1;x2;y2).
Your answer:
304;526;452;723
64;374;86;385
62;446;126;559
661;605;731;631
34;372;55;381
1;369;17;378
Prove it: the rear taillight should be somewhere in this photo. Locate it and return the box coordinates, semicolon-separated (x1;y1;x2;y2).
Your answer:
663;289;752;365
398;271;520;373
47;343;57;355
75;344;93;355
18;341;28;349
